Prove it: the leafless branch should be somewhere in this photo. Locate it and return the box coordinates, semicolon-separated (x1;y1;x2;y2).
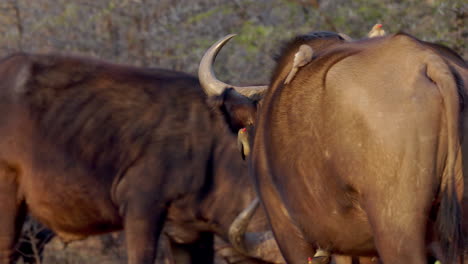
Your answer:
10;0;23;50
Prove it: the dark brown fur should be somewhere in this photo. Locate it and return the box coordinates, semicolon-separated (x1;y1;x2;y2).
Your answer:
0;53;280;264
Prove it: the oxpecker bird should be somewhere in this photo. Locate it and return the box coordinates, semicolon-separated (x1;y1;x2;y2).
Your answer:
367;23;386;38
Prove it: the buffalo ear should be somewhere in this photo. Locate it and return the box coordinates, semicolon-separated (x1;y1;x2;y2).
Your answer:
210;88;257;133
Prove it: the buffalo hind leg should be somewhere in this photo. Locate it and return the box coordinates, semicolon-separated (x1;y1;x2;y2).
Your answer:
333;255;379;264
260;192;318;263
268;219;321;264
0;165;26;264
364;193;428;264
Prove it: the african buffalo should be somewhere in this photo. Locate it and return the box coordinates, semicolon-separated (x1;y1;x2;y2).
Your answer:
198;32;466;264
0;53;283;264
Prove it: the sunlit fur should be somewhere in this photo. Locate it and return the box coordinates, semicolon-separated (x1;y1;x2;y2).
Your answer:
222;32;466;264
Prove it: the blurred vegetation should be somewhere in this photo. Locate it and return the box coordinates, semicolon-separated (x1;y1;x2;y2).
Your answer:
2;0;466;263
0;0;465;86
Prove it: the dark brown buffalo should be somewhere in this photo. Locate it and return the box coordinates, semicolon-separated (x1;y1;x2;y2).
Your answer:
0;53;283;264
198;32;466;264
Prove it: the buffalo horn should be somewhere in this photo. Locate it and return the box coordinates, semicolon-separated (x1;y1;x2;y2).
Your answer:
228;198;285;263
198;34;267;98
228;198;260;254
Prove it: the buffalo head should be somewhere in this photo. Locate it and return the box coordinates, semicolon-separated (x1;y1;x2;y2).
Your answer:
198;34;268;158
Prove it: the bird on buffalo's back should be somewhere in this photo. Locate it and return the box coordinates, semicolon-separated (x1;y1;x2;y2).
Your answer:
367;23;386;38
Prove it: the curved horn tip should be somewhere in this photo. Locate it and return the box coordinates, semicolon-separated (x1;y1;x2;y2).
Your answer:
198;34;238;96
208;34;238;53
199;34;268;98
228;198;260;254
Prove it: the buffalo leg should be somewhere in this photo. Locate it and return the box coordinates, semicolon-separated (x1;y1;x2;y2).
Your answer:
157;234;177;264
259;193;317;263
183;232;214;264
357;257;379;264
332;255;380;264
124;200;167;264
159;233;214;264
332;255;351;264
117;161;173;264
0;165;25;264
364;192;428;264
268;219;320;264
